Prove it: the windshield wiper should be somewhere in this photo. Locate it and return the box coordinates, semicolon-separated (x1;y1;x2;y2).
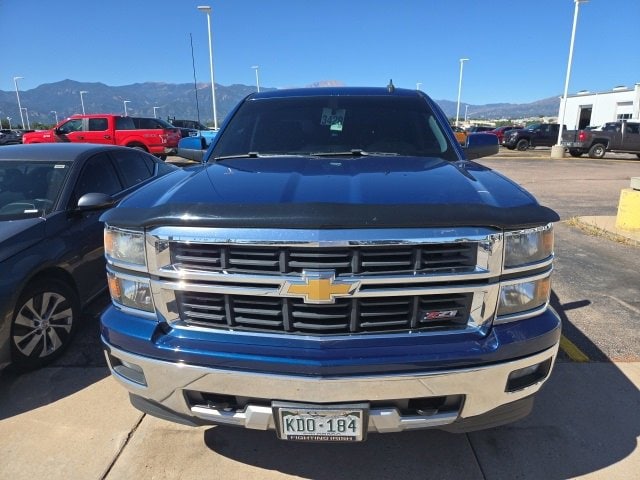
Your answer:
214;152;261;160
309;149;370;157
214;152;312;160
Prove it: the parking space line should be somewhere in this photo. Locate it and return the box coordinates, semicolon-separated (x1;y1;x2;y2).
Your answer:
560;334;590;362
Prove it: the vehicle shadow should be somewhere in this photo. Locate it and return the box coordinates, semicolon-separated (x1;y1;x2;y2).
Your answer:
201;290;639;479
0;293;109;421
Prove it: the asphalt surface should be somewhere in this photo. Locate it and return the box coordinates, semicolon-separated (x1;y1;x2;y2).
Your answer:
1;148;639;479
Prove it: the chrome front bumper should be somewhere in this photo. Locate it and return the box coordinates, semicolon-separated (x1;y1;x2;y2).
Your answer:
105;342;559;433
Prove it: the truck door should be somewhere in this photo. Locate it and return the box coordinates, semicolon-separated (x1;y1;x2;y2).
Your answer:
81;117;114;145
54;118;84;142
534;124;554;147
622;122;640;152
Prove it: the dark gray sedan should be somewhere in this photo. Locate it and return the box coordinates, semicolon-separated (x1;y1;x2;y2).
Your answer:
0;143;178;370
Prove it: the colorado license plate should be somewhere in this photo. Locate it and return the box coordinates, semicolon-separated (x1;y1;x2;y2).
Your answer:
273;402;368;442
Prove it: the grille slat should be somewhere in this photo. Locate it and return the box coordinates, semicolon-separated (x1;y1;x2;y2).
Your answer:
171;243;477;275
175;292;472;335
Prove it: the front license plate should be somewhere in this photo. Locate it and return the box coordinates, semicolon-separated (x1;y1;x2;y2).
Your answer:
273;402;368;442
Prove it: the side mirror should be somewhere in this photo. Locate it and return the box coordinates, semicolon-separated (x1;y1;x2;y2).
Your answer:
177;136;207;162
76;192;116;211
462;133;499;160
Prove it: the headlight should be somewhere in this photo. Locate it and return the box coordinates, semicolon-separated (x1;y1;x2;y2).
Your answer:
504;224;553;269
107;272;154;312
497;275;551;320
104;227;146;266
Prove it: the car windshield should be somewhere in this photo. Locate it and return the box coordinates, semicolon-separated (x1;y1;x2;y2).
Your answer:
0;161;71;220
212;95;457;161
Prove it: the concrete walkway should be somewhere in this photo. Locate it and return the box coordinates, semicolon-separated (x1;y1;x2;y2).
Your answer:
1;362;639;480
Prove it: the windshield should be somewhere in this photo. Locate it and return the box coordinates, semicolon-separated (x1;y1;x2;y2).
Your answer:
212;95;457;161
0;161;71;220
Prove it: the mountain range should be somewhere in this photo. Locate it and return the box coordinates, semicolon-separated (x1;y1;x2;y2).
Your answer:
0;79;560;129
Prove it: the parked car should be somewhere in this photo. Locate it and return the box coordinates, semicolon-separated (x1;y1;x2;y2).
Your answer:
502;123;562;150
134;117;196;140
0;143;178;370
22;115;182;160
486;126;523;144
0;130;23;146
466;126;494;133
451;125;467;144
102;87;561;439
561;120;640;158
168;118;218;146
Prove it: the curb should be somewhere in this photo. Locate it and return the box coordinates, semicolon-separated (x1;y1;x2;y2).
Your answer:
570;216;640;247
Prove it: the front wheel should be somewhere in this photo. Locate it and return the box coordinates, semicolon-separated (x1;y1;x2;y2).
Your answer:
516;139;529;151
588;143;606;159
569;149;583;158
10;279;80;369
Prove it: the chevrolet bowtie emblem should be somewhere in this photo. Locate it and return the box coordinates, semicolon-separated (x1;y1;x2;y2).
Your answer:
280;271;360;304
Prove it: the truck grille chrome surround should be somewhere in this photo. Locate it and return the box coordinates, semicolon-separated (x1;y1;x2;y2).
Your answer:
142;227;504;335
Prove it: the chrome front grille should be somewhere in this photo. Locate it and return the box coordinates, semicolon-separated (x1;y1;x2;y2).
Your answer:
146;227;504;336
171;243;478;276
176;291;473;334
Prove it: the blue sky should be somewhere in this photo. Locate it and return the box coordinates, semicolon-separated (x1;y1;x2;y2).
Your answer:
1;0;638;104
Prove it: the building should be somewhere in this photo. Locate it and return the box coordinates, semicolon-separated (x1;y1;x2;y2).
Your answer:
558;83;640;130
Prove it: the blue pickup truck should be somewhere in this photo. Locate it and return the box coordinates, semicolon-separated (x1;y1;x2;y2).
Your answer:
101;86;560;441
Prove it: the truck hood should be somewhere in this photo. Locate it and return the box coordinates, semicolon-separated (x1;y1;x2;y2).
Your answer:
103;156;558;229
0;217;45;263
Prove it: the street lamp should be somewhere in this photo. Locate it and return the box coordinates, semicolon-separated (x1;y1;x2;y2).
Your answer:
455;58;469;127
251;65;260;92
153;106;160;118
13;76;25;129
123;100;131;116
552;0;589;158
198;5;218;130
6;117;12;130
21;107;30;130
80;91;88;115
416;82;422;91
465;105;470;123
51;110;59;124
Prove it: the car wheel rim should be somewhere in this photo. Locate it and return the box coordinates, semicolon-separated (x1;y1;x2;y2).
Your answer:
12;292;73;358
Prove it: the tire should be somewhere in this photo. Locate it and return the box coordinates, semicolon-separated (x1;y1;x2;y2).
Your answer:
588;143;606;159
505;145;516;150
10;279;80;369
568;149;583;158
516;139;529;151
636;153;640;160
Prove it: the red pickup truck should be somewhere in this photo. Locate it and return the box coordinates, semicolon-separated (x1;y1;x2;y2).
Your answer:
22;115;181;159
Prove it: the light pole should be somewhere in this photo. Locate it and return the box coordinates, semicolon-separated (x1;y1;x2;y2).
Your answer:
21;108;30;130
198;5;218;130
153;106;160;118
251;65;260;92
13;76;25;129
416;82;422;91
123;100;131;116
465;105;469;123
6;117;12;130
80;91;88;114
552;0;588;158
51;110;59;124
455;58;469;127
